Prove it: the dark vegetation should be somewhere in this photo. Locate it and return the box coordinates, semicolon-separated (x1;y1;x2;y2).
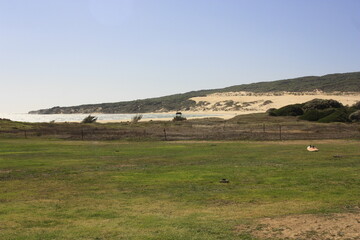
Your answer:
29;71;360;114
172;115;187;121
268;104;304;116
349;110;360;122
81;115;97;123
269;99;360;123
302;98;344;111
173;112;187;121
131;114;143;123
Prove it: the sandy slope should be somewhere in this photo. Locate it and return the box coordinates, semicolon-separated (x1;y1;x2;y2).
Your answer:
189;91;360;113
98;91;359;122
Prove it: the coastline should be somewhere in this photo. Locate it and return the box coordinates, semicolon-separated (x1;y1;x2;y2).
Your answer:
4;91;360;123
1;111;245;123
96;110;260;123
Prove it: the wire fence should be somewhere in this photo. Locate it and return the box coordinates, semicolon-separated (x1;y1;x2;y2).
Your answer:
1;122;359;141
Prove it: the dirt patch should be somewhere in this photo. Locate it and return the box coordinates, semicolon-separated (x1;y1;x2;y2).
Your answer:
237;212;360;240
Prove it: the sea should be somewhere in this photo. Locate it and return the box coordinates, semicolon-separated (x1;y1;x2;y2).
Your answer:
0;113;224;123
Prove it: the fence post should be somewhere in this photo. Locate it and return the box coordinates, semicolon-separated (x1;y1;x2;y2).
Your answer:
81;129;84;141
262;123;266;140
279;125;282;140
24;130;27;139
163;128;167;141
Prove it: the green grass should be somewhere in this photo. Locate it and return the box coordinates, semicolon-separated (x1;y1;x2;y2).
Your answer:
0;139;359;239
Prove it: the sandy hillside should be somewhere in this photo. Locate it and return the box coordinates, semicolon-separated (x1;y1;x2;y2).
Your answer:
189;91;360;114
96;90;360;122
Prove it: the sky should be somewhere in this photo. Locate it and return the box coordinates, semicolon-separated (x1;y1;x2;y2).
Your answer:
1;0;360;113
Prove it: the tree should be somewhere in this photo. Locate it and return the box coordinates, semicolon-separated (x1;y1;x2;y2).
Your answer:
82;115;97;123
131;114;143;123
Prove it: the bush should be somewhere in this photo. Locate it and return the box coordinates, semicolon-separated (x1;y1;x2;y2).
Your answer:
0;118;11;122
317;109;350;123
299;109;335;121
261;100;273;106
267;99;358;123
302;99;343;111
266;108;277;116
271;104;304;116
131;114;143;123
352;101;360;110
173;116;187;121
349;110;360;122
82;115;97;123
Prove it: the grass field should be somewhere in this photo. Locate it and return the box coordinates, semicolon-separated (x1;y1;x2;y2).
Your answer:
0;139;359;239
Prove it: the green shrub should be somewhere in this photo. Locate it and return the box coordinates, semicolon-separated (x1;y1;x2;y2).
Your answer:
272;104;304;116
299;109;335;121
173;116;187;121
318;109;350;123
262;100;273;106
131;114;143;123
82;115;97;123
268;98;359;123
266;108;277;116
302;99;343;111
352;101;360;110
349;110;360;122
0;118;11;122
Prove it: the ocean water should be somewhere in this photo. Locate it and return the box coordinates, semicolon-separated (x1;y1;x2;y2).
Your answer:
0;113;223;123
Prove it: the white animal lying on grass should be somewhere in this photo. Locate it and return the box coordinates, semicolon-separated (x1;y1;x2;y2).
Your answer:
307;145;319;152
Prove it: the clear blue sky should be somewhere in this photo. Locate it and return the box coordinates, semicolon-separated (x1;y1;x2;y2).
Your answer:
1;0;359;113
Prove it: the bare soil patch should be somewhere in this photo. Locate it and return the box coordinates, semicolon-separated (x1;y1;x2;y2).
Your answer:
237;212;360;240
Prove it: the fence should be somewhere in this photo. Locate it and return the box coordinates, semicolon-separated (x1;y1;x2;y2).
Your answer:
1;122;359;141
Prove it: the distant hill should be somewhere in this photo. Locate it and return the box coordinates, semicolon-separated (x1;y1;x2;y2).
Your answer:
29;71;360;114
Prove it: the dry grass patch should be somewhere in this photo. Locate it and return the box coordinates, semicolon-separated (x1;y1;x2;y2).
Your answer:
237;211;360;240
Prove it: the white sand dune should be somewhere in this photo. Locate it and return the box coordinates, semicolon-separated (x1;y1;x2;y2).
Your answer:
98;91;359;122
189;90;360;115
